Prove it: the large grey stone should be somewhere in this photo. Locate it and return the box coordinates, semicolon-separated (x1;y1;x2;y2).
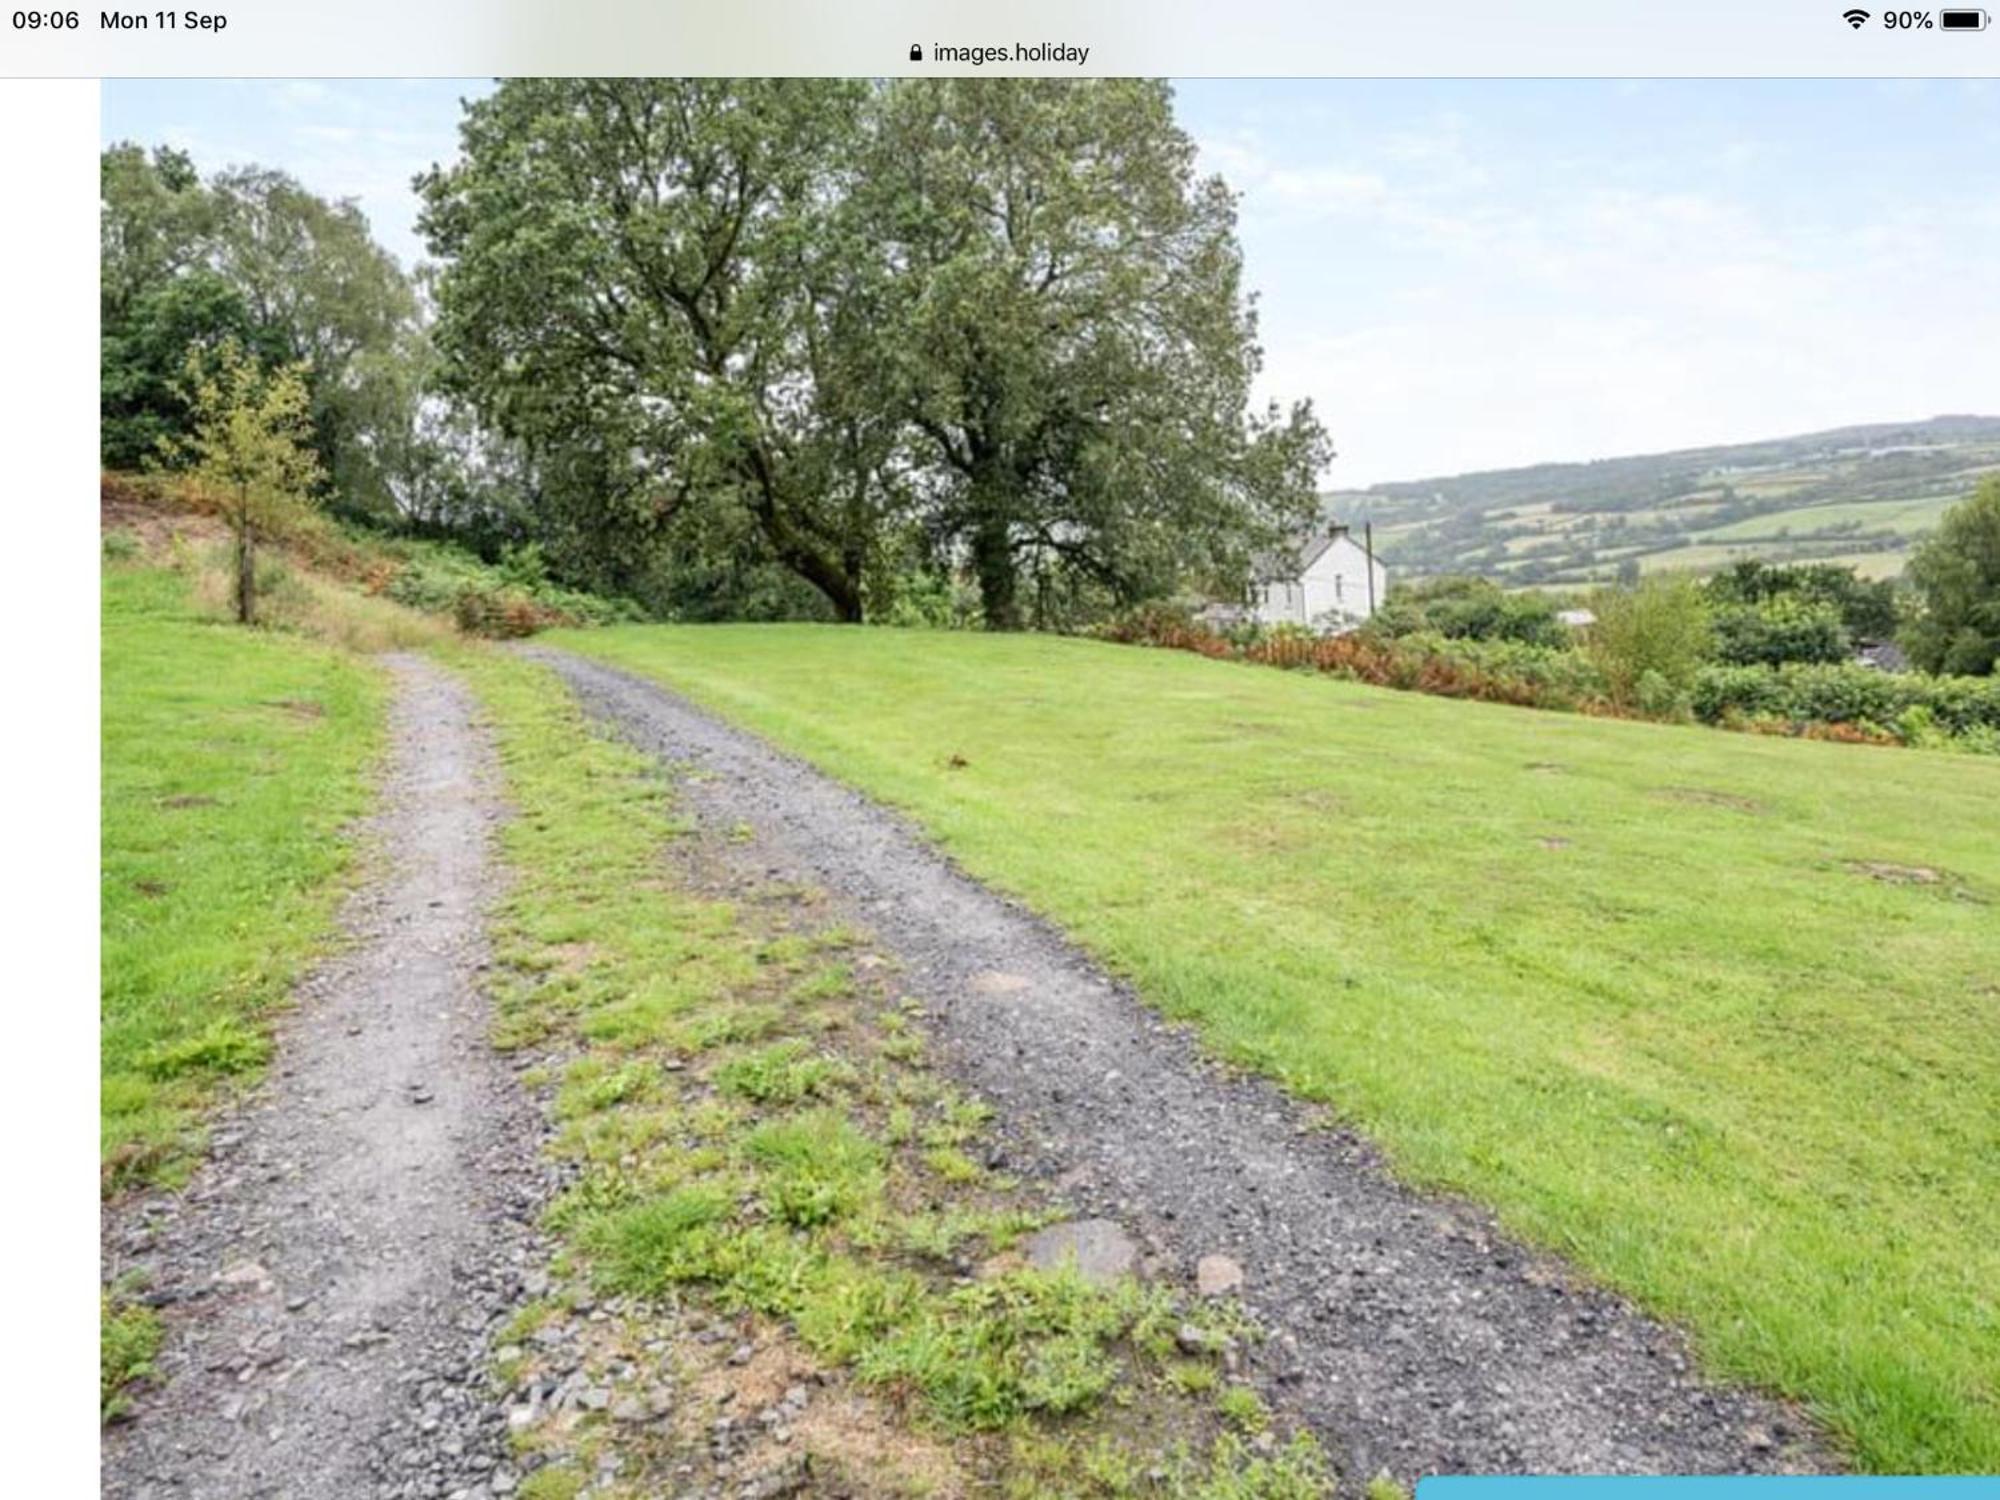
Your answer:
1022;1219;1138;1286
1196;1253;1245;1297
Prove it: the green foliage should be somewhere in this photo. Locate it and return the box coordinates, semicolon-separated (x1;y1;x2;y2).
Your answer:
712;1040;844;1104
101;566;382;1191
1903;476;2000;675
419;79;888;623
101;270;269;469
1705;559;1897;642
101;143;421;517
860;80;1329;628
1370;575;1566;647
1101;606;1614;713
1103;586;2000;749
165;339;323;624
852;1271;1153;1429
1584;576;1712;708
744;1109;886;1227
1709;596;1850;667
380;539;642;628
585;1185;735;1296
1692;660;2000;740
418;80;1325;630
1168;1434;1333;1500
1216;1384;1269;1432
100;1293;163;1422
205;164;422;517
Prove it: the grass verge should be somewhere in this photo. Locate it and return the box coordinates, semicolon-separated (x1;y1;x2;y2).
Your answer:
101;562;385;1191
551;623;2000;1474
453;644;1341;1497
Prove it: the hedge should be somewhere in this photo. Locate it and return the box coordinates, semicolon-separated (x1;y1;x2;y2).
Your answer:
1692;662;2000;735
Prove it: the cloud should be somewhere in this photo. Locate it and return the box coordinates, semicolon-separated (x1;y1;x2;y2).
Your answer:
1198;95;1999;484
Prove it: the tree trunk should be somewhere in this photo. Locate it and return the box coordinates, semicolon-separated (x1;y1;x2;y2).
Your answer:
235;498;256;626
971;515;1019;631
743;450;864;623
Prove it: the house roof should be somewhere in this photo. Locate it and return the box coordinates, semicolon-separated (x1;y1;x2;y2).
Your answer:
1252;525;1352;582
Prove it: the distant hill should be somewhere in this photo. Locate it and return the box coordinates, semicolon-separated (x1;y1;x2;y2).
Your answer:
1334;415;2000;588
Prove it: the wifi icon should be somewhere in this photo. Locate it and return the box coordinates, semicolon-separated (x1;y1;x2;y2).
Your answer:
1842;7;1871;23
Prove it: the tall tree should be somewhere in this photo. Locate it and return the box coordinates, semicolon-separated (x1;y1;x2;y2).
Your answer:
100;143;214;322
166;340;323;625
209;167;421;517
1903;476;2000;676
860;80;1329;628
100;144;265;468
100;146;421;516
417;79;897;622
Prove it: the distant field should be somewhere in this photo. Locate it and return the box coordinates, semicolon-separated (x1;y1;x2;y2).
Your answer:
1349;417;2000;585
555;624;2000;1473
101;564;382;1191
1703;492;1963;542
1808;551;1919;581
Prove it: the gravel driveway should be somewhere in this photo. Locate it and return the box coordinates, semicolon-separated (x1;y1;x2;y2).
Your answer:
102;656;546;1500
535;647;1834;1482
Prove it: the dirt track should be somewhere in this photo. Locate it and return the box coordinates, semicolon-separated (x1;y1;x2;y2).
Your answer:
101;656;545;1500
535;646;1834;1481
100;643;1835;1493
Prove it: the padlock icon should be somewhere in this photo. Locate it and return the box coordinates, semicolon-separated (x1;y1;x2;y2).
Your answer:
909;43;923;61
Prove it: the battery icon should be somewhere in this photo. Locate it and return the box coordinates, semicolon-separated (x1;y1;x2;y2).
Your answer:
1940;7;1988;26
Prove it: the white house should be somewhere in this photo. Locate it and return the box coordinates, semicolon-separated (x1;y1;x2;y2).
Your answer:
1249;526;1387;632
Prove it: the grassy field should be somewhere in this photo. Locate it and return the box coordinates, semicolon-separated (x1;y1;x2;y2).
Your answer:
553;624;2000;1474
101;564;384;1192
1703;493;1962;543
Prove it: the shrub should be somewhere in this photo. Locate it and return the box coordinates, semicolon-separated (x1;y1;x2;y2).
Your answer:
1098;591;2000;753
1585;577;1712;707
1692;660;2000;741
453;585;553;639
1711;597;1851;667
1370;575;1567;647
385;539;644;631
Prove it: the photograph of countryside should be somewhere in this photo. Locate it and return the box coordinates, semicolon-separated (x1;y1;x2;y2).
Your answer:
98;78;2000;1499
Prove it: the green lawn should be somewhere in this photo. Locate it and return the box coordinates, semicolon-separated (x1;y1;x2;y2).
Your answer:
552;623;2000;1473
101;565;384;1191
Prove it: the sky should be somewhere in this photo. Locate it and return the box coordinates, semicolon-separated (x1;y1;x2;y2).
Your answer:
102;78;2000;487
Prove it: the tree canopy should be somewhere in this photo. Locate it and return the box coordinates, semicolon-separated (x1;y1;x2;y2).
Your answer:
1903;477;2000;676
417;79;1329;627
100;142;421;520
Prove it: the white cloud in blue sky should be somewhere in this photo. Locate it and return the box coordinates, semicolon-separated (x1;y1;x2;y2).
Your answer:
103;78;1999;485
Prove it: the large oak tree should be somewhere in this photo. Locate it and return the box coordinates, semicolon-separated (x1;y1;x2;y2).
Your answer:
419;79;1328;627
418;79;898;622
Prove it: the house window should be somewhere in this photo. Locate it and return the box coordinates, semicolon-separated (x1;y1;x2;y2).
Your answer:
1335;575;1344;602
